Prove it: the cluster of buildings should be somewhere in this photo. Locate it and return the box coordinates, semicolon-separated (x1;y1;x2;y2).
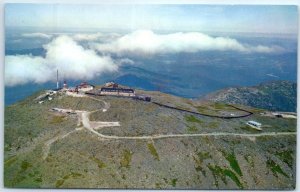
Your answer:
52;79;151;102
52;71;150;100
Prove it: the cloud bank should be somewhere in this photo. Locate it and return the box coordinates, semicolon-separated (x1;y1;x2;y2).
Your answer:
22;33;53;39
93;30;283;55
6;30;283;86
72;33;104;41
5;55;50;86
5;35;118;86
73;33;122;44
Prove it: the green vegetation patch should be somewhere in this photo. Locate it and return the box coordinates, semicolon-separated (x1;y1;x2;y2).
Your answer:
208;121;219;128
266;159;289;178
50;115;65;124
89;156;106;169
120;149;133;168
7;160;34;187
193;152;211;176
197;152;211;162
34;177;42;183
222;151;242;176
274;150;294;169
4;143;12;152
244;155;254;168
155;182;162;189
213;102;229;110
147;143;160;161
185;115;203;124
21;160;32;172
187;125;198;132
197;102;239;116
171;178;178;187
208;165;243;189
56;172;83;188
197;106;210;114
4;156;18;167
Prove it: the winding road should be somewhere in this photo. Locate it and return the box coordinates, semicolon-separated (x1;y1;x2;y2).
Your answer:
42;94;296;160
81;110;296;140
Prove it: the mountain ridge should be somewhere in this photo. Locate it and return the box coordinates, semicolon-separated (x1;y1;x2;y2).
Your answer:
202;80;296;112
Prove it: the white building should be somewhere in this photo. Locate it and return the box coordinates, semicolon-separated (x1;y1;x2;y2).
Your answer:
99;87;135;97
246;120;262;130
77;82;95;92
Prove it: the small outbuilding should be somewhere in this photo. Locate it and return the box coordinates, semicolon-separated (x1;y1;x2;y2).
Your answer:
246;120;262;130
105;82;118;88
76;82;95;92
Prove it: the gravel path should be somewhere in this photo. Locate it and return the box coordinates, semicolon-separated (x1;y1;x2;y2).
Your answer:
42;96;114;161
42;129;81;160
81;110;296;140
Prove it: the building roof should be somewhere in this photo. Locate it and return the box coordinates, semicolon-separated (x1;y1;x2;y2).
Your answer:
77;82;95;88
100;87;135;93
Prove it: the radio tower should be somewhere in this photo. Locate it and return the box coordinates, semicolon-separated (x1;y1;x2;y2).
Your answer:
56;69;59;89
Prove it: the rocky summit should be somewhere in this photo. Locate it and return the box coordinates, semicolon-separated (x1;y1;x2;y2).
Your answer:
202;80;297;112
4;86;296;189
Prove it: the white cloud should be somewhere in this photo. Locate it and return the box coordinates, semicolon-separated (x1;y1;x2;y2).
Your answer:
6;31;284;86
44;35;118;80
72;33;104;41
249;45;284;53
72;32;122;42
5;35;118;86
5;55;51;86
22;33;53;39
92;30;283;55
116;58;135;65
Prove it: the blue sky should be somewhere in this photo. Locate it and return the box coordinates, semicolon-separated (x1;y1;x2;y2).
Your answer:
5;4;298;34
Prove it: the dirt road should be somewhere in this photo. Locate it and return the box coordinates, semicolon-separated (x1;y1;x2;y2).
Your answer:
80;110;296;140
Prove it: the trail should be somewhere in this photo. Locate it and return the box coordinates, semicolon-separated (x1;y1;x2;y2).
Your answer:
80;110;296;140
80;95;296;140
87;96;110;112
42;128;82;160
41;96;115;161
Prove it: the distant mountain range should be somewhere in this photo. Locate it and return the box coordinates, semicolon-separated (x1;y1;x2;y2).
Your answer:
202;80;296;112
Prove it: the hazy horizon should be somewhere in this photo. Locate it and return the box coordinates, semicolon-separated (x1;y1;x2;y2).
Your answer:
4;4;298;105
5;4;298;34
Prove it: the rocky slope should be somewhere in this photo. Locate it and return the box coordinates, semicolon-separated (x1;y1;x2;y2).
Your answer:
4;87;296;189
202;80;296;112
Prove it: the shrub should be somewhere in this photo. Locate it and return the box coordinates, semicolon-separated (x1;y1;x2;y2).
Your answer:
147;143;160;161
120;149;133;168
266;159;289;178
